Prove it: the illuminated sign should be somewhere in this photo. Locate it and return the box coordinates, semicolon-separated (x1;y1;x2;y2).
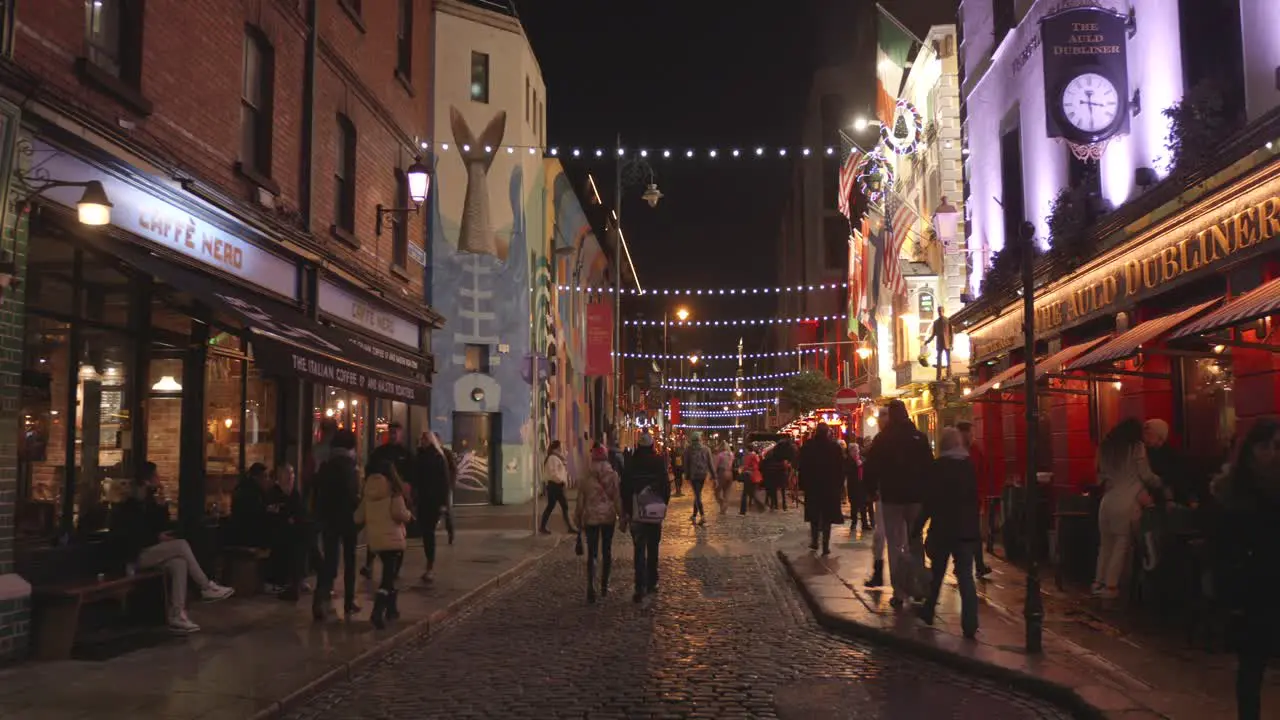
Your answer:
319;280;420;350
1041;5;1130;146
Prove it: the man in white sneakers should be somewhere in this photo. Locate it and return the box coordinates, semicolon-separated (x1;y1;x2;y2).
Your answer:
111;463;233;633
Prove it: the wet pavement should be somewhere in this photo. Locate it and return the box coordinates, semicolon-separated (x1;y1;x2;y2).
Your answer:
284;495;1074;719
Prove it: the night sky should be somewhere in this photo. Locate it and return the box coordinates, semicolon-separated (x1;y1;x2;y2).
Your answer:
515;0;956;367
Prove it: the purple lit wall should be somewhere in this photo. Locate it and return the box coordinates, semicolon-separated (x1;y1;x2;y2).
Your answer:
1241;0;1280;121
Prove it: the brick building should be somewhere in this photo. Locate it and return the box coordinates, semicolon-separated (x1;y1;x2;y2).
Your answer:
0;0;441;659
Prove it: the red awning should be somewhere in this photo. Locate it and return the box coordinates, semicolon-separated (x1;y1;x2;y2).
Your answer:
1002;336;1110;389
967;363;1030;400
1170;276;1280;340
1066;299;1220;370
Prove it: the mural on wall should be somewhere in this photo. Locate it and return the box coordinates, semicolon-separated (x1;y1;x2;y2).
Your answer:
545;163;607;482
431;104;545;504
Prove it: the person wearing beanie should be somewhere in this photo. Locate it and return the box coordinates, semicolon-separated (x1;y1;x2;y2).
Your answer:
575;445;623;603
621;432;670;605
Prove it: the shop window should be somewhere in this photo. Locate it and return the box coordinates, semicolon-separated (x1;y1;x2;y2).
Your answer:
470;51;489;103
205;352;243;513
1091;377;1123;445
84;0;141;84
317;386;369;470
1181;356;1235;465
75;328;135;533
392;168;409;268
18;319;70;538
374;398;409;449
244;360;278;479
240;26;275;180
334;114;357;234
395;0;412;82
147;354;184;507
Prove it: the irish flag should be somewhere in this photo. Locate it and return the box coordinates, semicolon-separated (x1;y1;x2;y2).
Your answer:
876;5;916;127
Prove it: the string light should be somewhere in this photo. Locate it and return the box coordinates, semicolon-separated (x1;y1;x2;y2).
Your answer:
681;370;799;383
416;141;850;158
626;314;847;327
681;398;777;407
673;423;745;430
557;283;846;294
677;408;769;417
616;349;821;360
662;384;783;393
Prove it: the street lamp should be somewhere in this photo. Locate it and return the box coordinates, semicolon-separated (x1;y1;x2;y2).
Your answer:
663;307;691;428
675;307;690;322
1018;220;1044;654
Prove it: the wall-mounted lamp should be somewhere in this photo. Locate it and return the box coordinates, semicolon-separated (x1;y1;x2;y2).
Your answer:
16;172;113;226
1131;89;1142;117
375;159;430;235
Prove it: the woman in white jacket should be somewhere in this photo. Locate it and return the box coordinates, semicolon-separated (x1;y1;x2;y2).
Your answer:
539;441;576;534
354;462;413;629
1092;419;1161;599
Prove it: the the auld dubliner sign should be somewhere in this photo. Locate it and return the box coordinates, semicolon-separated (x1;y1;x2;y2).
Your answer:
1041;4;1130;148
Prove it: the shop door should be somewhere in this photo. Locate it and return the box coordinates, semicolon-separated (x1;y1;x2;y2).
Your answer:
452;412;500;506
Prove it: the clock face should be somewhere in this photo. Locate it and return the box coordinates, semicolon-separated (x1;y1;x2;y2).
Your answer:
1060;72;1121;135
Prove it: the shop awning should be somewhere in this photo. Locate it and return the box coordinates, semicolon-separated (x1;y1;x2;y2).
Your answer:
1001;336;1110;390
1169;276;1280;340
967;363;1029;400
1065;298;1220;371
106;239;431;404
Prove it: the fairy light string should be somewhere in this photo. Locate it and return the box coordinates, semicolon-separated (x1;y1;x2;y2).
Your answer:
558;283;847;295
625;314;847;327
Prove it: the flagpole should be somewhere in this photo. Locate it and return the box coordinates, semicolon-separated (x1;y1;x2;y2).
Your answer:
875;2;925;45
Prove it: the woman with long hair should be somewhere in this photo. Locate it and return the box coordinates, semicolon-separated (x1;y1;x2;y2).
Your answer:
540;440;576;534
354;460;412;629
574;445;622;603
1092;418;1161;598
1213;419;1280;720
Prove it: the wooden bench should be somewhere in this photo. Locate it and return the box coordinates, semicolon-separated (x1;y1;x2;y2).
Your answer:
31;571;167;660
221;546;271;597
20;543;168;661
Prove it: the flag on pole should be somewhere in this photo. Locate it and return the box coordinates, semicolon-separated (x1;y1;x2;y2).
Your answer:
876;4;917;127
846;231;861;339
883;194;911;304
837;148;864;219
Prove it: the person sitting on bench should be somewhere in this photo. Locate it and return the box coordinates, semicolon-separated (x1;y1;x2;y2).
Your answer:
111;462;233;634
229;463;271;548
265;464;307;601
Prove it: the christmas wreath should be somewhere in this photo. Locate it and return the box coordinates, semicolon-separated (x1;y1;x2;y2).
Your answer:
881;99;925;156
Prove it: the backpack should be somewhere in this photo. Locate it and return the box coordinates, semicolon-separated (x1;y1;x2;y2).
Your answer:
686;446;711;480
632;483;667;524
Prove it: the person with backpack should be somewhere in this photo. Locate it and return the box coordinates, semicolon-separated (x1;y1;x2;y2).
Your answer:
622;433;669;606
312;429;362;620
683;432;714;525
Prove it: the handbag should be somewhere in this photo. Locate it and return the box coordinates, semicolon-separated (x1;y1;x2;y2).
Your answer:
633;485;667;524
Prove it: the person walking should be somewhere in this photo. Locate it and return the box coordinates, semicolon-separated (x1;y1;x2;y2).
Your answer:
110;463;234;633
414;432;452;583
916;427;981;638
762;438;796;511
671;445;685;496
575;445;623;603
799;423;845;555
1092;418;1161;599
956;421;993;577
361;423;412;579
1211;419;1280;720
844;439;871;533
739;445;763;515
354;459;413;630
435;433;457;545
713;441;735;515
312;429;361;620
683;432;714;525
540;440;576;534
863;399;932;608
621;433;669;605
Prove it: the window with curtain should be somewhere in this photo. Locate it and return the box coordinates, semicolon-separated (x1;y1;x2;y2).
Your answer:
241;26;275;179
334;115;357;234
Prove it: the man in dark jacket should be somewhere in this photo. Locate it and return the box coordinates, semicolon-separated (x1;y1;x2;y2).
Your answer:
312;430;361;619
228;463;271;547
265;464;307;600
414;432;452;582
761;438;795;510
917;427;981;638
863;399;932;607
799;423;845;555
621;432;670;605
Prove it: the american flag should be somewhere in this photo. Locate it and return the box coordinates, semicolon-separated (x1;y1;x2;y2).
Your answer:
883;194;912;303
837;148;863;219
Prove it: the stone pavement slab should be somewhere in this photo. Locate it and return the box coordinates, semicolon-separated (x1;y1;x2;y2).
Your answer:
0;527;564;720
779;525;1274;719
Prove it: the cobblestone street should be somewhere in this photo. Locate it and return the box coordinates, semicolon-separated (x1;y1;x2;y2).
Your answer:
285;494;1076;719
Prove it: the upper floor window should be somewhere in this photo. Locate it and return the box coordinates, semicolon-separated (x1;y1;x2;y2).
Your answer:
396;0;412;81
84;0;142;84
525;77;531;124
392;168;409;268
470;51;489;103
334;115;357;235
240;27;274;179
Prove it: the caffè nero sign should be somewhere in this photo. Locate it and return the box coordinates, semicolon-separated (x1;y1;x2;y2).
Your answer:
318;280;420;350
971;186;1280;359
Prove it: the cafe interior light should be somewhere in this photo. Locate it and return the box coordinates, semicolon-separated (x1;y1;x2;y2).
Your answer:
224;417;233;429
151;375;183;393
325;408;335;417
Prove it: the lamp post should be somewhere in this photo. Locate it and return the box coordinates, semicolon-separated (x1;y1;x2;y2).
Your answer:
611;137;661;446
1019;220;1044;654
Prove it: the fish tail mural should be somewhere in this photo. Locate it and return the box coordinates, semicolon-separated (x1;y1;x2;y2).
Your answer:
450;107;507;258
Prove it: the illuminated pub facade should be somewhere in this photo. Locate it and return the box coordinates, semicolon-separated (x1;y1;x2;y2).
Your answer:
954;0;1280;500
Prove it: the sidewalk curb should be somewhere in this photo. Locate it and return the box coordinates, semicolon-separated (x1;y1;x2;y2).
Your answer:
250;537;565;720
777;549;1106;720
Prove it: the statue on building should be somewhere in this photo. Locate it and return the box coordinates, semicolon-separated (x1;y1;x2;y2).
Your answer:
924;306;954;380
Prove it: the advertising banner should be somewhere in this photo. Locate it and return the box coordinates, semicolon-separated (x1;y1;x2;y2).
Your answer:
585;302;612;377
